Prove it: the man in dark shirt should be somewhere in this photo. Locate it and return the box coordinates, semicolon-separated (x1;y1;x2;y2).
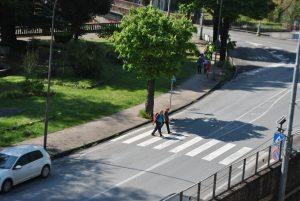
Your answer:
164;108;171;134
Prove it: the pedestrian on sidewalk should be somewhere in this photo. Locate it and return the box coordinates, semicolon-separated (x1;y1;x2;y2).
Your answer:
151;110;165;137
204;59;212;79
196;53;205;74
164;108;171;134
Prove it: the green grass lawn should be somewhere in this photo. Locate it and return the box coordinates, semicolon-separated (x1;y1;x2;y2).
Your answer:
0;39;197;146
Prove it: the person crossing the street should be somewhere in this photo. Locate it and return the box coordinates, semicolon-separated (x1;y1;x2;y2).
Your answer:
164;108;171;134
151;110;165;137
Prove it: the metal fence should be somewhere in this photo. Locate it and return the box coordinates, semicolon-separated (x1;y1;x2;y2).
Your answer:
164;139;288;201
11;23;119;37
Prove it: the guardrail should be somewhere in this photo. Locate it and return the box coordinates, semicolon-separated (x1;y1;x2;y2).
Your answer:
10;23;120;37
163;136;291;201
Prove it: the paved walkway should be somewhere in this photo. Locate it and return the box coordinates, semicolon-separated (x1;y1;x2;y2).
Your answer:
18;34;220;156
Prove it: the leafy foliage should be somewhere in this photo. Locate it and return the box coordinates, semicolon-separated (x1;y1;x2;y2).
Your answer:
22;79;45;96
113;6;196;80
65;41;104;78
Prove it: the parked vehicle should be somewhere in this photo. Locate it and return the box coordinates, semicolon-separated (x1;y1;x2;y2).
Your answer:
0;145;51;193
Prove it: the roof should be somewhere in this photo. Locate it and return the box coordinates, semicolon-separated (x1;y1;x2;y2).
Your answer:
0;145;43;157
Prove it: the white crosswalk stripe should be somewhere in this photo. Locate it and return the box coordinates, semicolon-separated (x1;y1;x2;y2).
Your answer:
170;137;203;153
111;127;151;142
219;147;252;165
137;134;172;147
185;139;220;157
202;143;236;161
123;131;152;144
154;135;187;150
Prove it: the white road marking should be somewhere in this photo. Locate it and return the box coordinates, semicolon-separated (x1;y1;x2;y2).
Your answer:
185;139;220;157
220;147;252;165
110;126;151;142
170;137;203;153
207;89;289;138
123;131;152;144
85;154;177;201
202;143;236;161
137;134;172;147
154;134;188;150
245;41;263;47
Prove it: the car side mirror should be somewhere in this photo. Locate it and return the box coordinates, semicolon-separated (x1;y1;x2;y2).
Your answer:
14;165;22;170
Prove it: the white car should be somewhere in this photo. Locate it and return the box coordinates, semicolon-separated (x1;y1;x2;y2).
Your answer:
0;145;51;193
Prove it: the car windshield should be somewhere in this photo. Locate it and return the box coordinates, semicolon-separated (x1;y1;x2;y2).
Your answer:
0;153;18;169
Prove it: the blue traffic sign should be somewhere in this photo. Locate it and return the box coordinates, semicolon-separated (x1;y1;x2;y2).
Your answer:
273;132;285;146
171;75;176;82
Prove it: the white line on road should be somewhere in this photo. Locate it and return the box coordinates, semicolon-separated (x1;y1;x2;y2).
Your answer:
137;134;172;147
85;154;177;201
245;41;263;47
202;143;236;161
110;126;151;142
123;131;152;144
170;137;203;153
153;134;187;150
220;147;252;165
185;139;220;157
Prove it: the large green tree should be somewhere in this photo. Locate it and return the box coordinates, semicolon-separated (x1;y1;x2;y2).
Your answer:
113;6;196;116
55;0;112;39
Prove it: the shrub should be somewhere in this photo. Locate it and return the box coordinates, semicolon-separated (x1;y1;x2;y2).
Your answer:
97;24;120;38
65;41;104;78
139;109;152;120
22;79;45;96
54;32;73;44
22;51;39;78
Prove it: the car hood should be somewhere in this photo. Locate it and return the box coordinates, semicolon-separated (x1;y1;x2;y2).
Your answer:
0;168;10;177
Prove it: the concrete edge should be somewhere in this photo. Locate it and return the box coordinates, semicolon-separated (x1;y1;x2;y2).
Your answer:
51;80;225;160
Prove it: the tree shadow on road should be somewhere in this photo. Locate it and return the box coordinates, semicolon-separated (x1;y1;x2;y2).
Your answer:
170;117;267;143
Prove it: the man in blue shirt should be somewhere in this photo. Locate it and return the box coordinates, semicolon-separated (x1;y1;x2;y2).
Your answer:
151;110;165;137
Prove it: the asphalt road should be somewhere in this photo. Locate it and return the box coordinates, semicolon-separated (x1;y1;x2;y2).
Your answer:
1;30;300;201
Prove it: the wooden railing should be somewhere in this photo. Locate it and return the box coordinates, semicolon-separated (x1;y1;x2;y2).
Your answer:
12;22;119;37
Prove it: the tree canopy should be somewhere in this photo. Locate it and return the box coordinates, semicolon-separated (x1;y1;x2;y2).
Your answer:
113;6;196;115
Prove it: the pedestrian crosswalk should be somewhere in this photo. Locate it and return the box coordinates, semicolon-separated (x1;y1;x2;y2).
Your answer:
115;129;252;166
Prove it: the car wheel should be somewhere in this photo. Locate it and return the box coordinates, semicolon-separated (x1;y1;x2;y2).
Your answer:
1;179;12;193
41;165;50;178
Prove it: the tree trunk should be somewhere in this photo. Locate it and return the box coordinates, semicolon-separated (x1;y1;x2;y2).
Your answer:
220;17;230;62
145;79;155;117
212;9;219;43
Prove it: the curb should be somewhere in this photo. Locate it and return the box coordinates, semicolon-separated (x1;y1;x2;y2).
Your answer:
51;80;225;160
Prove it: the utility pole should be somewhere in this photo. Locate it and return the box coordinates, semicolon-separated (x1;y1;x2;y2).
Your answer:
278;31;300;201
43;0;58;150
217;0;223;42
167;0;171;16
199;8;204;40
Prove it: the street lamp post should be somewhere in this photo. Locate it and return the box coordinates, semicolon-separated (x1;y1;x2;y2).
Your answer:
217;0;223;42
199;8;204;40
43;0;58;149
278;31;300;201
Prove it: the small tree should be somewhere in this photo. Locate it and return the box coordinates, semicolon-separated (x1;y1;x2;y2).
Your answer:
113;6;196;116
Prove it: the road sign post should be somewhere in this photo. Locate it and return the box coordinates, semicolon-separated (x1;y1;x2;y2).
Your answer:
278;30;300;201
169;76;176;109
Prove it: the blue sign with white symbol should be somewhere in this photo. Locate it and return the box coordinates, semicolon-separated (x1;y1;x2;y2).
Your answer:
171;75;176;82
273;132;285;146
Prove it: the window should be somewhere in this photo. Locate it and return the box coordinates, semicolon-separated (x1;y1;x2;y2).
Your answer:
0;153;18;169
29;151;43;162
15;154;31;167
